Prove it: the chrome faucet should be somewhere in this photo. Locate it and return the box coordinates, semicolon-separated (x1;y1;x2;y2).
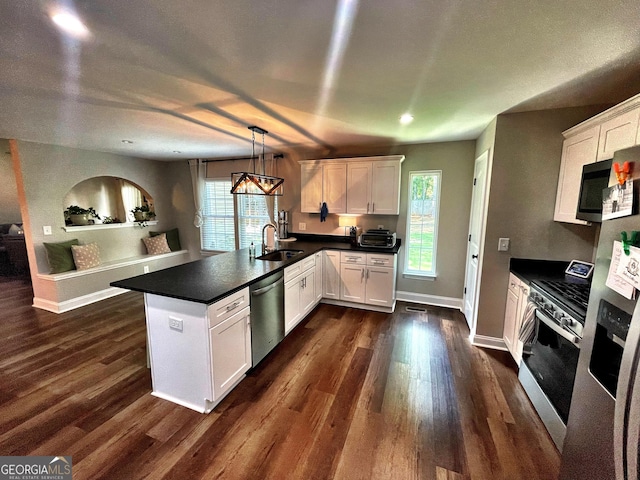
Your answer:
261;222;277;255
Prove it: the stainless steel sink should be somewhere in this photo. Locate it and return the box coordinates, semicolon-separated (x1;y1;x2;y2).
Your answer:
256;249;304;261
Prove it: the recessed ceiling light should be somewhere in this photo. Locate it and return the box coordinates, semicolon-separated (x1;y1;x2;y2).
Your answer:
50;11;91;39
399;113;414;125
121;140;133;144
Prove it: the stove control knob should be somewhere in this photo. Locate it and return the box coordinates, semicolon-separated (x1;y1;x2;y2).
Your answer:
563;318;576;328
554;311;565;322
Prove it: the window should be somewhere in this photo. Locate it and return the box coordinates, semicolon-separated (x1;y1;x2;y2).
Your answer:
237;194;274;249
202;178;277;252
404;170;441;277
202;179;236;252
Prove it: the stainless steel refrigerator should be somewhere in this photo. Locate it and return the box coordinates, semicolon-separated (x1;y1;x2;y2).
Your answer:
560;145;640;479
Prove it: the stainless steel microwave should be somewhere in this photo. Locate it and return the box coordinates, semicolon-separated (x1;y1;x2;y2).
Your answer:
576;159;612;222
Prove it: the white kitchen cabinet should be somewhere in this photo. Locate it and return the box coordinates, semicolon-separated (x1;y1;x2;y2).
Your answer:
284;258;316;335
300;163;323;213
346;159;402;215
502;273;529;366
314;251;323;304
553;125;600;225
364;253;397;308
209;306;251;400
144;287;251;413
301;156;403;215
346;163;372;214
300;162;347;213
323;250;341;300
596;107;640;161
339;252;396;309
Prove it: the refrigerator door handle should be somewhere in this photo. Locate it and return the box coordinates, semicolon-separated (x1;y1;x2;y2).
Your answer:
614;299;640;480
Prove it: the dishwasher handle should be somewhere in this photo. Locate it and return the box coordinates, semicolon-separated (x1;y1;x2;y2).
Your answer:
252;282;280;296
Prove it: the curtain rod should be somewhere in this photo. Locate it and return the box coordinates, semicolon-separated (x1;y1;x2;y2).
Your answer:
201;153;284;164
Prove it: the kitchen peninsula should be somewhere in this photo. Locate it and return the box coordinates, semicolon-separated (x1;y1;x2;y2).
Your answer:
111;236;401;413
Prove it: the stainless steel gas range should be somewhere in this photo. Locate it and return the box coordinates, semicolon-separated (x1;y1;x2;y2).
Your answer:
518;277;590;451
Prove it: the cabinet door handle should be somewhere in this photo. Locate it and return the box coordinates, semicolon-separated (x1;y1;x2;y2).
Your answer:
366;269;370;280
472;254;479;259
226;301;240;311
367;202;370;213
361;269;365;282
372;202;375;213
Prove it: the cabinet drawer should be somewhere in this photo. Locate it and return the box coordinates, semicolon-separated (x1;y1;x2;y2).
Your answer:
208;287;249;328
366;253;394;267
508;273;521;297
284;256;315;283
341;251;366;265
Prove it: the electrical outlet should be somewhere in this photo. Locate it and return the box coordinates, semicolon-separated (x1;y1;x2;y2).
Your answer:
498;238;510;252
169;316;183;332
43;225;52;235
377;224;384;229
143;265;149;273
299;222;306;231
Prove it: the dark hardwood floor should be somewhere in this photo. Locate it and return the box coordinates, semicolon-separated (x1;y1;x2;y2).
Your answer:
0;276;560;479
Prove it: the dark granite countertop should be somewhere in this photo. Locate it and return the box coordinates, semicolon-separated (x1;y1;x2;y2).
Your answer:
111;236;402;305
509;258;573;285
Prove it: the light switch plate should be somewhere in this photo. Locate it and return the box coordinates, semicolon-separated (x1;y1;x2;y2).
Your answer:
299;222;306;231
43;225;52;235
498;238;510;251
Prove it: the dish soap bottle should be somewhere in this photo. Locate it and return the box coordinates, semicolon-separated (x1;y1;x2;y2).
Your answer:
249;242;255;259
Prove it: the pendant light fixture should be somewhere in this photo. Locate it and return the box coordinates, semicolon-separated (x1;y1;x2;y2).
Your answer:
230;126;284;196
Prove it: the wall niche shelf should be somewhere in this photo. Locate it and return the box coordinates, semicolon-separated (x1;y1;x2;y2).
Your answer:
63;221;158;232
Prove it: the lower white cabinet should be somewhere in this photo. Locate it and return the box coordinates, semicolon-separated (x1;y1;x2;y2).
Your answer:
209;307;251;400
145;288;251;413
502;273;529;366
314;251;323;303
339;252;396;309
323;250;341;299
284;258;316;335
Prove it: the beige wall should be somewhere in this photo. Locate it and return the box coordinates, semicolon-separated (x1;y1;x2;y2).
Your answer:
13;140;193;301
0;139;21;223
474;106;607;339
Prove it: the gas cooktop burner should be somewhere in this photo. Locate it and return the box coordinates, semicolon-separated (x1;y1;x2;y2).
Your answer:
532;279;591;321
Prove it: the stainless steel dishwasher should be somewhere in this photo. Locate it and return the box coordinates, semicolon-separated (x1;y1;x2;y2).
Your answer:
250;270;285;366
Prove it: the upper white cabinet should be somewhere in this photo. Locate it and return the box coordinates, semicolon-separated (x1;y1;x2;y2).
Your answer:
300;163;347;214
597;108;640;161
554;93;640;225
346;159;403;215
300;156;404;216
553;126;599;225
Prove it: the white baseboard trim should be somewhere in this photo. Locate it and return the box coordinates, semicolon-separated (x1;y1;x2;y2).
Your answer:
33;286;128;314
470;334;508;351
320;298;395;313
395;291;463;311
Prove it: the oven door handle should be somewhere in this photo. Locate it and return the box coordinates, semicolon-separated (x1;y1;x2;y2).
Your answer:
535;310;581;347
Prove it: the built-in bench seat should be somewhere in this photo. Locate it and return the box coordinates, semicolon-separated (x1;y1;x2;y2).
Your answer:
34;250;190;313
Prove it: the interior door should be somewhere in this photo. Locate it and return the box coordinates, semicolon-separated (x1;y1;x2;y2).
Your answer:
463;150;489;331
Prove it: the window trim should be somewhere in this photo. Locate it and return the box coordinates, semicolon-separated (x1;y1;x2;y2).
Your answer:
404;170;441;278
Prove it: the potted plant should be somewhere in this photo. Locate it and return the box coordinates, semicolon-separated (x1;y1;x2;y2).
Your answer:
64;205;101;226
131;205;156;222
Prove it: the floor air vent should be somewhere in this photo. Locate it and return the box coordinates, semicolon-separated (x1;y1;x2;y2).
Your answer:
405;306;426;313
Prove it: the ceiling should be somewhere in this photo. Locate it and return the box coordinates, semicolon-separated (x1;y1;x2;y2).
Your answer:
2;0;640;160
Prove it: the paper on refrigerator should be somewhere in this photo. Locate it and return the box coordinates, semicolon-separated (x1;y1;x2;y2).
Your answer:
613;241;640;298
